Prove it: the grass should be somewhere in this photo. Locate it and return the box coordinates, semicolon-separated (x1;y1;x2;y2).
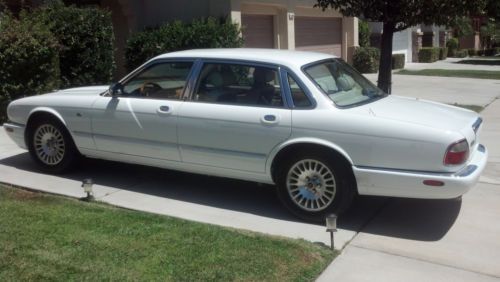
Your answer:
397;69;500;80
0;185;334;281
450;104;484;113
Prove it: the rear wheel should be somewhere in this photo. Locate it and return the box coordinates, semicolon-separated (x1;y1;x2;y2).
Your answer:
276;150;355;222
27;117;79;173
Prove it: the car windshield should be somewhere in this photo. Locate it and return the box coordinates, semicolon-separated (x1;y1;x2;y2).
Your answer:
303;59;386;107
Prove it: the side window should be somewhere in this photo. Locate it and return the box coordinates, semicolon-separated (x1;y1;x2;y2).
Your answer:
287;75;312;108
122;62;193;100
193;63;283;107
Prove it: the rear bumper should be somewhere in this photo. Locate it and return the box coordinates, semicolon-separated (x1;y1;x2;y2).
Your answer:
354;144;488;199
3;123;27;149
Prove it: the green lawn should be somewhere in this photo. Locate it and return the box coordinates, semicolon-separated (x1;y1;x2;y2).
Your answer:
397;69;500;80
0;185;334;281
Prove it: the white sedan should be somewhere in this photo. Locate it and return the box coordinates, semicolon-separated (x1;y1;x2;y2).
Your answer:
4;49;488;221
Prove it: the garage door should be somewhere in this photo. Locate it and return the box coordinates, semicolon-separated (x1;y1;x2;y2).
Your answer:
295;17;342;56
241;15;274;48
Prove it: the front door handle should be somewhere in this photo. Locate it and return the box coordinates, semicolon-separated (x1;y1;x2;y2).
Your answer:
157;105;172;115
261;114;279;125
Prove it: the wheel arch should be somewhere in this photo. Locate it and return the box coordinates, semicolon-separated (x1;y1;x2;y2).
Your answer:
267;138;354;182
24;108;69;146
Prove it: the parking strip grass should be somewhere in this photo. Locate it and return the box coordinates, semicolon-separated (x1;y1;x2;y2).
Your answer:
0;185;334;281
397;69;500;80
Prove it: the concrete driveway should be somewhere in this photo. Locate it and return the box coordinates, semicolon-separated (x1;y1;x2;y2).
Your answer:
1;73;500;281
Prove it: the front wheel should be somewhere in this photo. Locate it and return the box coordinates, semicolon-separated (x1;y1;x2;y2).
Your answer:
27;117;79;174
276;151;355;222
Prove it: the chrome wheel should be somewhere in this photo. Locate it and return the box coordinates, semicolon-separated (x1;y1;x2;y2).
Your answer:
33;124;65;165
286;159;336;211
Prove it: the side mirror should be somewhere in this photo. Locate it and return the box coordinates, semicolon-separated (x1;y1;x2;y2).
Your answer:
109;82;123;97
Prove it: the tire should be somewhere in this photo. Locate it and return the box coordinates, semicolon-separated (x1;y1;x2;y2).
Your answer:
27;116;79;174
276;150;355;222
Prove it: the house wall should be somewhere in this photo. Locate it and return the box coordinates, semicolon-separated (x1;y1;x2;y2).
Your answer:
368;22;412;63
230;0;357;62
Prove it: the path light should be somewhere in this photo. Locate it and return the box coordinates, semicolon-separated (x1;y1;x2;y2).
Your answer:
325;214;338;250
81;178;94;201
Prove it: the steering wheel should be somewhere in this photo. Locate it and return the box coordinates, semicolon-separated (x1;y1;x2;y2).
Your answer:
140;81;162;97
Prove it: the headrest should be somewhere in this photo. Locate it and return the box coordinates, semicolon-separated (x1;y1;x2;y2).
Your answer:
337;75;355;91
253;68;274;84
206;72;223;87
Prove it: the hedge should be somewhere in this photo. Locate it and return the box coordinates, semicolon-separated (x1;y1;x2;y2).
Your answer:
33;1;115;87
418;47;440;63
391;54;405;69
126;17;243;71
453;49;468;58
439;47;448;60
446;38;459;57
483;48;500;56
0;12;60;122
467;49;477;56
352;47;380;73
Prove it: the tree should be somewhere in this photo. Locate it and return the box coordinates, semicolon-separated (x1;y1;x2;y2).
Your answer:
315;0;484;94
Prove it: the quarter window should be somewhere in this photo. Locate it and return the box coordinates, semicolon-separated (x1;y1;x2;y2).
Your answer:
193;63;283;107
287;75;312;108
122;62;193;100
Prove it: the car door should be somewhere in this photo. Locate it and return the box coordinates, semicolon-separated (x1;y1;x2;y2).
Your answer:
177;61;292;173
91;60;194;161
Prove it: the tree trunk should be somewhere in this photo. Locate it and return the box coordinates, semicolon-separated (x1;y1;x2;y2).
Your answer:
377;22;395;94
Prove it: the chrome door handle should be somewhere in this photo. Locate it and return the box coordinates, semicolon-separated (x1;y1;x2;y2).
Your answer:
261;114;279;125
157;105;172;115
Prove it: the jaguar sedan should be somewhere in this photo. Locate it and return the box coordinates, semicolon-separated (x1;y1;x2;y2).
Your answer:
4;49;488;221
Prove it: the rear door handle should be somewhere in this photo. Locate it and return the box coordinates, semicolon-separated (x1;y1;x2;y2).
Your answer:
157;105;172;115
261;114;279;125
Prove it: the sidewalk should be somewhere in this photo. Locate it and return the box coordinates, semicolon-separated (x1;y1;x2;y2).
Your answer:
317;98;500;281
403;57;500;71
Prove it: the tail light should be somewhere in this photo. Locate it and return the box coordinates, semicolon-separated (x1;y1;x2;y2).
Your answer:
444;139;469;165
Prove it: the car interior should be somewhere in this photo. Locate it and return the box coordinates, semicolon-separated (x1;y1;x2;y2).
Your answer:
194;64;284;107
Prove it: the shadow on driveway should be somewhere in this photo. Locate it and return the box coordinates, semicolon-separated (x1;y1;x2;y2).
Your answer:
0;152;461;241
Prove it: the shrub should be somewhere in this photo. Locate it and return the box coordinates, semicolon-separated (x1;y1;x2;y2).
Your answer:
33;1;115;87
0;12;60;122
352;47;380;73
439;47;448;60
446;38;459;57
453;49;468;58
126;17;243;71
358;20;370;47
418;47;440;62
477;49;485;56
391;54;405;69
484;48;500;56
467;48;477;56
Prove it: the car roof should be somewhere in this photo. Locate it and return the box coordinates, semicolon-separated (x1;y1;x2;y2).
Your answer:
154;48;336;68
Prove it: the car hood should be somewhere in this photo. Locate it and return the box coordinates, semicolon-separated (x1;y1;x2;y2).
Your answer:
49;85;109;96
357;95;478;131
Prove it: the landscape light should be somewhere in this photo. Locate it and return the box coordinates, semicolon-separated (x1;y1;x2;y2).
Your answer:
81;178;94;201
326;214;338;250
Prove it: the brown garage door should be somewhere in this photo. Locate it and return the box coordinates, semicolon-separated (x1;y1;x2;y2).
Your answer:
295;17;342;56
242;14;274;48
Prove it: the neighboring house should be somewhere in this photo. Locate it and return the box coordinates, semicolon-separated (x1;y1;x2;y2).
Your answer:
102;0;359;76
4;0;358;78
369;23;448;63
